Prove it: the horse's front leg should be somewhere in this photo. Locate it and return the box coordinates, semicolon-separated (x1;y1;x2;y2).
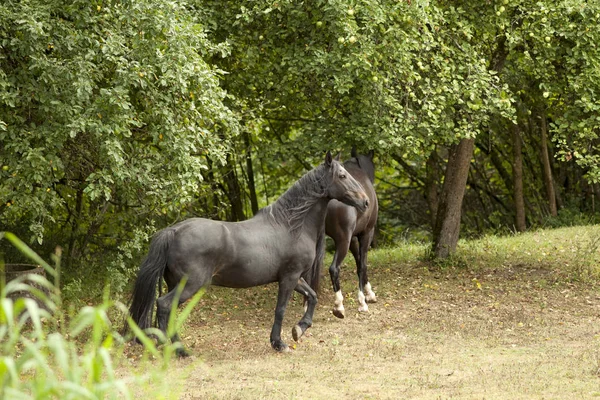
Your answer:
292;278;317;342
270;276;297;352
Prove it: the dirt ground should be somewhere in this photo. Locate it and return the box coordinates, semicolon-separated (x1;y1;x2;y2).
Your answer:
124;258;600;399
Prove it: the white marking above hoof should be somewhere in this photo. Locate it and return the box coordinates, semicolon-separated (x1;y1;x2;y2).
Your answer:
358;290;369;312
365;282;377;303
365;292;377;303
334;290;344;307
333;290;345;318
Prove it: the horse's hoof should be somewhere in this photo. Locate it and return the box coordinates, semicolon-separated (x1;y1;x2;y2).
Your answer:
358;304;369;313
366;294;377;304
175;347;191;358
332;308;345;319
271;340;289;352
292;325;303;342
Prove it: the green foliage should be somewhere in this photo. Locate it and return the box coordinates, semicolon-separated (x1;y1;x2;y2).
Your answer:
198;0;513;154
541;205;600;229
0;231;202;398
0;0;238;285
1;0;599;288
1;232;127;398
497;0;600;183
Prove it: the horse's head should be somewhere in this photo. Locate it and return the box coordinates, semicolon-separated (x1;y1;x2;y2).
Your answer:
324;151;369;212
350;147;376;183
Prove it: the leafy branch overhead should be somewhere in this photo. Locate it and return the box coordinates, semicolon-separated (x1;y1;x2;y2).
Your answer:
0;0;238;245
1;0;599;278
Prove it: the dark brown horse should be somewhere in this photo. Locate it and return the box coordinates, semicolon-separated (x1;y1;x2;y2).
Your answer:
325;148;378;318
128;151;369;356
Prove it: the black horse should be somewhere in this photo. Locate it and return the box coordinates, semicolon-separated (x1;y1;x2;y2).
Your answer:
128;151;369;356
325;148;378;318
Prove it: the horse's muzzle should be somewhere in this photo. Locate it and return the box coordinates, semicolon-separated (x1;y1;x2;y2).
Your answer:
342;191;369;212
356;196;369;212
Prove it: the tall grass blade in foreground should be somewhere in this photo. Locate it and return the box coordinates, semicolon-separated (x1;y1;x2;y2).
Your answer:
1;231;202;399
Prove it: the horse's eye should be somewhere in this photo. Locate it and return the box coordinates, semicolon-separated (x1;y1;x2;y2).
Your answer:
340;174;346;179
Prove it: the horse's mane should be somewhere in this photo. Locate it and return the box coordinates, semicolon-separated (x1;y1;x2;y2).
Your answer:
258;163;330;236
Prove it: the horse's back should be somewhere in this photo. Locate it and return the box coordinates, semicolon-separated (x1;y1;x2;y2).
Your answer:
163;218;233;286
165;216;308;288
169;218;234;257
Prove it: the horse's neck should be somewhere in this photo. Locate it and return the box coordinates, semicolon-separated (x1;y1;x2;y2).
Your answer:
345;158;375;183
300;197;329;237
273;191;328;237
346;162;374;184
265;168;328;235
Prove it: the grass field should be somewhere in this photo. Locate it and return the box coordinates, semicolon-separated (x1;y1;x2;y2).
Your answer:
122;225;600;399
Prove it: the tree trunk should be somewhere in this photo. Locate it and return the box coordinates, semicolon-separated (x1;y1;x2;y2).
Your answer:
66;184;84;269
432;138;475;258
524;114;549;220
594;183;599;213
223;154;246;221
425;149;439;231
593;186;596;214
204;156;222;219
243;131;259;215
512;123;526;232
539;109;558;216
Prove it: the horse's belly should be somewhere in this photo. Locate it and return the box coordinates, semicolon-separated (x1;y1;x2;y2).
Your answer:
210;260;279;288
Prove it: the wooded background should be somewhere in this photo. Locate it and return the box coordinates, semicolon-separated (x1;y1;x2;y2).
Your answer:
1;0;599;295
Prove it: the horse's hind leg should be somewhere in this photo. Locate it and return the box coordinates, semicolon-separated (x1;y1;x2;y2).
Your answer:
292;278;317;342
349;237;367;312
156;289;189;357
329;234;351;319
156;278;206;358
352;230;376;312
361;229;377;304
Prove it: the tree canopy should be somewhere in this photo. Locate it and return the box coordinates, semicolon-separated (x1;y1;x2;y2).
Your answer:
1;0;598;293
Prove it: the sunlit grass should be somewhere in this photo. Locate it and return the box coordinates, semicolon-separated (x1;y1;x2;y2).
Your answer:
364;225;600;282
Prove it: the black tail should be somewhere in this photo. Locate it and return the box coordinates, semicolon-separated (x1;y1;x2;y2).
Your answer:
303;223;325;295
128;229;174;331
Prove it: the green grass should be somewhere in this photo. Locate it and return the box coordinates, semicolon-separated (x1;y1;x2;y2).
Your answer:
450;225;600;279
0;232;196;399
365;225;600;280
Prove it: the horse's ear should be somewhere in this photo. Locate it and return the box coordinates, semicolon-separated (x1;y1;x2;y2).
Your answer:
351;146;357;158
368;149;374;159
334;152;341;161
325;150;333;166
